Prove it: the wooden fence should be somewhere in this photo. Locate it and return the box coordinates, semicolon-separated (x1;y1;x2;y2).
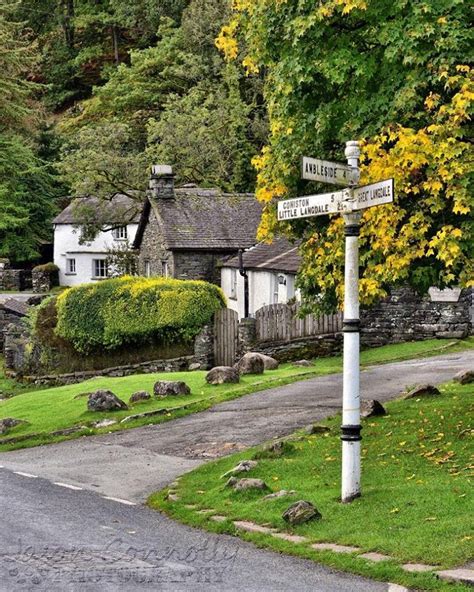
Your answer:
255;303;342;343
214;307;239;366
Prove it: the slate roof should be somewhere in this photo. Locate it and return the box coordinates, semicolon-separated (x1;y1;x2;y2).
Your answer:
2;298;29;316
134;188;262;250
223;237;302;274
53;194;142;225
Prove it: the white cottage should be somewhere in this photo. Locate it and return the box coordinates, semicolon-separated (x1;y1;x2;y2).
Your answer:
53;194;141;287
221;237;302;319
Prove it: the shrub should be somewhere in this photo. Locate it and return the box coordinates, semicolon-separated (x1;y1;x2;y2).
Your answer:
32;262;59;273
55;276;226;352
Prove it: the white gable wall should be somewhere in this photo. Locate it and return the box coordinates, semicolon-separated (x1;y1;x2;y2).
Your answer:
222;267;298;319
54;223;139;286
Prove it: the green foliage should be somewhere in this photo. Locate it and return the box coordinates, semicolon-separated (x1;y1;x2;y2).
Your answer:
33;262;59;273
220;0;473;310
58;0;266;205
55;276;226;352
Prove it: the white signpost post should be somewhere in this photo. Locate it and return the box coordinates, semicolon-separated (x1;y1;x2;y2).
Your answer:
279;141;394;503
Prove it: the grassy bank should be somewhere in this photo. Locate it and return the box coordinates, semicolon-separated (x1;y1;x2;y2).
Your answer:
150;378;473;591
0;337;472;453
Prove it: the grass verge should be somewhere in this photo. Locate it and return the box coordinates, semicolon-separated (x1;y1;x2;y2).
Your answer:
149;379;473;591
0;337;472;453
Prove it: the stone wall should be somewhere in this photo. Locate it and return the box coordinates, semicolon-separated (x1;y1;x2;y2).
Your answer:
0;269;31;291
173;251;230;285
21;355;195;387
360;286;472;347
32;268;59;293
137;209;174;277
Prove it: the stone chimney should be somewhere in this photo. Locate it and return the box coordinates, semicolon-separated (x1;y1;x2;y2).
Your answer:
148;164;175;200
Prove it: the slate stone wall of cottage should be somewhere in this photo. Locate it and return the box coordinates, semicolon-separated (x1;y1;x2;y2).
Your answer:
137;212;174;277
360;286;472;347
173;251;228;285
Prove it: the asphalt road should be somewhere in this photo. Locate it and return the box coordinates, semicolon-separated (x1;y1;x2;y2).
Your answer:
0;469;386;592
0;350;472;591
1;350;472;502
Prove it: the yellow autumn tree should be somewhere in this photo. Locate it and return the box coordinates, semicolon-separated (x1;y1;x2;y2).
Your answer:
217;0;473;311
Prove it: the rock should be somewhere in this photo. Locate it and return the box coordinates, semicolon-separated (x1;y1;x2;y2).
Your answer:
253;440;293;459
0;417;28;434
360;399;386;418
188;363;201;371
129;390;151;404
93;419;117;428
247;352;279;370
153;380;191;397
234;352;265;375
206;366;240;385
282;500;322;525
403;384;440;400
305;424;331;435
263;490;296;500
292;360;313;367
453;369;474;385
87;390;128;412
225;477;270;492
221;460;258;479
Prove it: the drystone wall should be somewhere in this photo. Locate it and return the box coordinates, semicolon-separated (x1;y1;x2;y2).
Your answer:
360;287;472;347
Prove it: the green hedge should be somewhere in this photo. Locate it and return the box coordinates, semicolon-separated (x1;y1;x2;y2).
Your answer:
55;276;226;352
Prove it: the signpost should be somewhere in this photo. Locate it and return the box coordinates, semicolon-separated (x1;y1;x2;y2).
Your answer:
301;156;359;186
278;141;394;503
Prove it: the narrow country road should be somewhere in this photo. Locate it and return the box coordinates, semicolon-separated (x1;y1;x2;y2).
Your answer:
0;350;472;591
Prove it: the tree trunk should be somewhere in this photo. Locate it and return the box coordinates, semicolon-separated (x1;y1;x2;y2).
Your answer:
112;25;119;64
61;0;75;49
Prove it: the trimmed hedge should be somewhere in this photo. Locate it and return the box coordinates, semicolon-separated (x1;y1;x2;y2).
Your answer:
55;276;226;352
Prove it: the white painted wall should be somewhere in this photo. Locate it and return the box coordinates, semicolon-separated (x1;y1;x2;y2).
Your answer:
221;267;299;319
53;223;139;287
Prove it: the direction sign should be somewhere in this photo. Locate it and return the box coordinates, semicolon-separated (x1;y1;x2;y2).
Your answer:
302;156;359;186
352;178;394;210
277;190;351;221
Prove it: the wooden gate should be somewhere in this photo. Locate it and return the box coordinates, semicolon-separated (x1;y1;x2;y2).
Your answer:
214;308;239;367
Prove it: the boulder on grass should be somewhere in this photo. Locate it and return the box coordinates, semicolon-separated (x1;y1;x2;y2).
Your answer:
253;440;294;459
250;352;279;370
453;369;474;385
221;460;258;479
87;390;128;412
225;477;269;492
153;380;191;397
292;359;313;367
235;352;265;375
206;366;240;385
403;384;440;400
360;399;386;418
0;417;28;434
129;390;151;404
305;424;331;435
282;500;322;525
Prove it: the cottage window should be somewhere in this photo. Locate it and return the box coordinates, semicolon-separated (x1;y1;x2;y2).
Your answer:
92;259;108;279
230;269;237;299
272;274;279;304
112;226;128;240
161;261;169;278
66;258;76;274
144;260;151;277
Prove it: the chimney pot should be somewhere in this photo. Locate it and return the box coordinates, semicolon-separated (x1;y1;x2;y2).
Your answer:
149;164;175;200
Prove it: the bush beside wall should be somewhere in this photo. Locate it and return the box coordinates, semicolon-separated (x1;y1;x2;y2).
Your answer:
55;276;226;352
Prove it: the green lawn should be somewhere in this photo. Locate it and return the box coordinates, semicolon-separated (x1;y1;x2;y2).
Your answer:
0;337;472;453
150;379;473;591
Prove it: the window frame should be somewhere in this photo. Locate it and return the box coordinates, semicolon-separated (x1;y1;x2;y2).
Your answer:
230;268;238;300
65;258;76;275
112;226;128;240
92;258;108;279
